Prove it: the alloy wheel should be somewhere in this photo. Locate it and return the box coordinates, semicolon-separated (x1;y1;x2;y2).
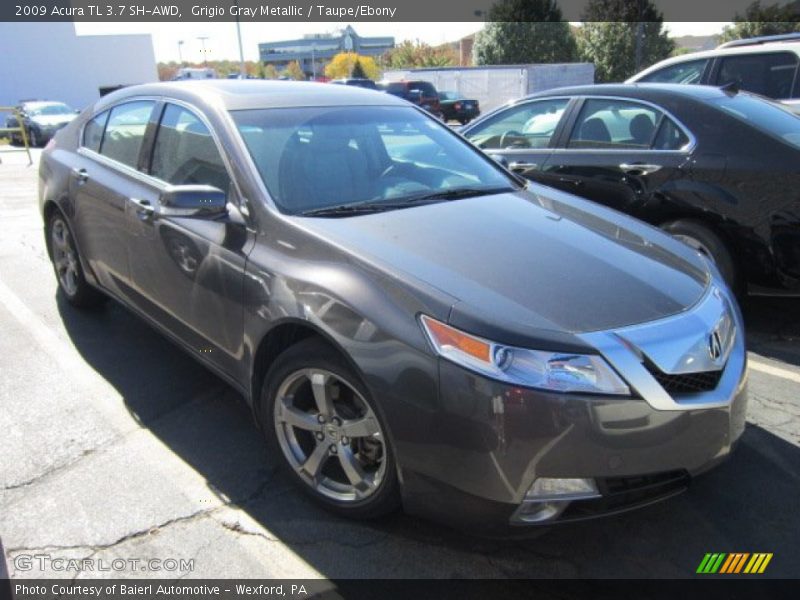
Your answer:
273;368;386;503
51;217;79;297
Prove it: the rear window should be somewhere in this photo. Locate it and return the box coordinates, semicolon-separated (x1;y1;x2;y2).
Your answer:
407;81;437;97
712;93;800;149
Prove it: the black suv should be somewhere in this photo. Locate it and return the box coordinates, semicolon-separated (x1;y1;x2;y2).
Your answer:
381;80;442;118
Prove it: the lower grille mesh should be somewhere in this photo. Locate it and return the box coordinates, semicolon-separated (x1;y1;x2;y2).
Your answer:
645;362;723;394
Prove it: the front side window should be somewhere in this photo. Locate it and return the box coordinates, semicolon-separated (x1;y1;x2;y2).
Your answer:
715;52;799;100
232;105;515;215
99;101;155;169
466;99;569;150
638;58;709;84
150;104;230;192
568;99;666;149
82;111;109;152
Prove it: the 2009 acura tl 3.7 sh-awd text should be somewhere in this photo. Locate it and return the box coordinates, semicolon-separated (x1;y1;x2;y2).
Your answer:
38;81;747;533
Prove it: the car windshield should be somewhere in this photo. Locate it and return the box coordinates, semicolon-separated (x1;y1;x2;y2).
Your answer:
30;103;73;116
232;105;515;216
711;93;800;150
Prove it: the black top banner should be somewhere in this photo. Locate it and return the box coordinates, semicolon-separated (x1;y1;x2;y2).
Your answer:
2;0;800;22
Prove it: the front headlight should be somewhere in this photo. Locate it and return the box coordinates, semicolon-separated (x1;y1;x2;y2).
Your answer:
420;315;630;396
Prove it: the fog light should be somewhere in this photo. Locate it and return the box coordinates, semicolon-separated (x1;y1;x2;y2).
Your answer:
512;500;570;523
525;477;600;501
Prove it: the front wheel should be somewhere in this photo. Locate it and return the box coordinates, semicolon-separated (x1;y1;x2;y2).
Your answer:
261;338;400;519
47;211;106;308
662;219;739;292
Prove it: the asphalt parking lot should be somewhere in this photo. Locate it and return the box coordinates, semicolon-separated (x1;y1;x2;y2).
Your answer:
0;147;798;581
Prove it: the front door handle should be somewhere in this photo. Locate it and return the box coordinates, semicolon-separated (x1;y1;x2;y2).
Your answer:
129;197;155;221
619;163;662;175
508;161;538;174
71;168;89;183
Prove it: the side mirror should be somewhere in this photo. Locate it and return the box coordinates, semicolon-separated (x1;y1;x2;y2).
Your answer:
159;184;227;218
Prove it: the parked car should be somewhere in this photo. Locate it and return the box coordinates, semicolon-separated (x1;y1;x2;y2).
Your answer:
461;83;800;296
6;100;78;147
438;91;480;124
627;33;800;113
380;80;442;117
40;81;747;533
330;78;378;90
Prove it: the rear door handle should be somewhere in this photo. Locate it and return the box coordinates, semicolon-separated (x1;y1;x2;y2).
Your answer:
508;161;538;173
129;197;155;220
71;168;89;183
619;163;662;175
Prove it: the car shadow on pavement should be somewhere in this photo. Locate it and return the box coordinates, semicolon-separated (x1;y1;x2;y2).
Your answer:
742;295;800;368
56;293;800;578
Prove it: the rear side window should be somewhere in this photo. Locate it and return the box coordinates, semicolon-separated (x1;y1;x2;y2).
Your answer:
715;52;799;100
83;111;108;152
712;93;800;150
150;103;230;192
568;98;689;150
100;101;155;169
639;58;709;84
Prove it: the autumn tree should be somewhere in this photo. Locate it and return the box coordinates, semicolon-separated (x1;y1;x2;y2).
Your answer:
718;1;800;43
473;0;577;65
384;40;458;69
324;53;380;79
285;61;306;81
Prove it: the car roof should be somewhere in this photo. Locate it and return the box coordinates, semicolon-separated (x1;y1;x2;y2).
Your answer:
21;100;67;108
628;41;800;82
96;80;406;112
522;83;734;102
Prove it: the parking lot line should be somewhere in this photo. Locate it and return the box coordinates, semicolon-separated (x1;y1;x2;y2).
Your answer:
748;358;800;385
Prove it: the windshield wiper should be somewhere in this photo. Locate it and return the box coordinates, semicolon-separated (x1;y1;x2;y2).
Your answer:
301;202;410;217
397;186;514;204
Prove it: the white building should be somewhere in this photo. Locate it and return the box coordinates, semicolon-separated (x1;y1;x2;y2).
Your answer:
0;23;157;111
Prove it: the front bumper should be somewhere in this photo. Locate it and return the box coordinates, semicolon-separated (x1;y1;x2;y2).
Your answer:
400;358;747;533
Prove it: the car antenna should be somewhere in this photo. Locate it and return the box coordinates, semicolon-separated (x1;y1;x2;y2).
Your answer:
720;80;739;95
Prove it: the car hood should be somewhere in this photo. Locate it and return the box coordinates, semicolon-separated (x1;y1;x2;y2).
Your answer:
296;186;710;342
32;114;75;127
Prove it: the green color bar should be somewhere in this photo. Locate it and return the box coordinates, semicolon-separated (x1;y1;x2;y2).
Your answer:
696;553;713;573
710;553;726;573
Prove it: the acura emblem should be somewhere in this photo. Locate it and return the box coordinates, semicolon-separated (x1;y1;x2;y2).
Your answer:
708;330;723;361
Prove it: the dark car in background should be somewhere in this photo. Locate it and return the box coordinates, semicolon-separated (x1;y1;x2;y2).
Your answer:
381;80;442;118
330;78;378;90
438;91;480;125
39;81;746;533
462;83;800;296
7;100;78;147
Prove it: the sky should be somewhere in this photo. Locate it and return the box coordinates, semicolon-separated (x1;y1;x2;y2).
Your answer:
74;21;729;64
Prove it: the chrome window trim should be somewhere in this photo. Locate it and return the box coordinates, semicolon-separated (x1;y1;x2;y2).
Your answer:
580;284;746;412
558;95;697;154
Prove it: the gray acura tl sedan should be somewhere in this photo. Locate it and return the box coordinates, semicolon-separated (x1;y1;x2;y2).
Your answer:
38;81;747;533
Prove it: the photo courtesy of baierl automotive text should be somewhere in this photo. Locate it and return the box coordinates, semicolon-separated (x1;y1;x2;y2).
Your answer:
0;0;798;597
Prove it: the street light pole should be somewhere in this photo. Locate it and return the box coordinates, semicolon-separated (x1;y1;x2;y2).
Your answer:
197;36;209;67
177;40;184;65
311;44;316;80
234;0;246;77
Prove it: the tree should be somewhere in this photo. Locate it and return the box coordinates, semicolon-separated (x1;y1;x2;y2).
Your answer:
285;61;306;81
718;1;800;43
472;0;577;65
383;40;458;69
260;63;279;79
324;53;380;80
578;0;674;82
351;59;367;79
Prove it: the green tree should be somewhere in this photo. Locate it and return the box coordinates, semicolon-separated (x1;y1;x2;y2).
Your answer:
351;59;367;79
578;0;674;82
285;61;306;81
718;1;800;43
472;0;577;65
384;40;458;69
261;63;279;79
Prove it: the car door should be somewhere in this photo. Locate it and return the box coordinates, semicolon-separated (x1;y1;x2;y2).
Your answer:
461;97;575;179
127;101;256;379
540;97;693;219
70;100;157;299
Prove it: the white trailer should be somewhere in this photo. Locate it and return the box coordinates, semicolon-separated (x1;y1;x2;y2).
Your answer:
381;64;595;112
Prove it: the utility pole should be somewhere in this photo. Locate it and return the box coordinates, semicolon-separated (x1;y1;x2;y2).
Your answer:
177;40;184;65
234;0;246;77
197;36;209;67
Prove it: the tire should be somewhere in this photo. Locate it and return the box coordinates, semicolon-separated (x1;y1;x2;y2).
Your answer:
28;128;39;147
260;338;400;519
47;211;107;309
662;219;739;292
